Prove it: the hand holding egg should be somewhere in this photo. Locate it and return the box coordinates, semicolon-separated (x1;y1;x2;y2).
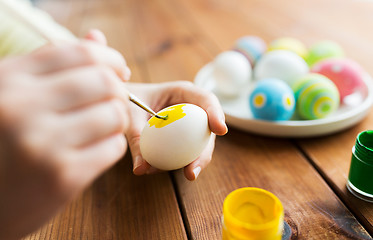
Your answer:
140;104;212;170
125;81;227;181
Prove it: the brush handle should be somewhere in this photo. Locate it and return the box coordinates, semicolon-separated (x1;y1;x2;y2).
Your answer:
124;89;167;120
127;92;158;117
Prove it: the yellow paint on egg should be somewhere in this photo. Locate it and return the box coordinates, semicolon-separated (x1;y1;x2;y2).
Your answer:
148;104;187;128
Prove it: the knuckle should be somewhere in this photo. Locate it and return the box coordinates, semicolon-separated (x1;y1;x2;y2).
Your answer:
170;81;194;96
172;80;194;89
111;99;128;131
76;43;98;64
206;91;219;103
19;119;57;158
97;67;118;94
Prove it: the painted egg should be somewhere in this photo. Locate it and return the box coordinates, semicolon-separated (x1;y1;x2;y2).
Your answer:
311;58;366;101
268;37;308;59
292;73;340;120
233;36;267;67
140;103;211;171
249;78;295;121
306;40;344;66
213;50;252;97
254;50;309;86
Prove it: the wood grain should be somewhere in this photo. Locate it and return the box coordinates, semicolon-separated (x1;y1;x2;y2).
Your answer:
22;0;373;239
296;115;373;235
24;154;187;240
174;131;371;239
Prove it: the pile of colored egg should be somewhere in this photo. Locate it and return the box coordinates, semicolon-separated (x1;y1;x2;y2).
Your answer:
211;36;367;121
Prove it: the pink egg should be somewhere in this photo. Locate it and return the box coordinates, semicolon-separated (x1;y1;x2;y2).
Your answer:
311;58;366;101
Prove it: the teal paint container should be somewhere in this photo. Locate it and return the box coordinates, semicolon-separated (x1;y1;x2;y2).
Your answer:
347;130;373;202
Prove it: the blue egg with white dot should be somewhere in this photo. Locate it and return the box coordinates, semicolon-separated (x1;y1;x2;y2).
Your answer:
249;78;295;121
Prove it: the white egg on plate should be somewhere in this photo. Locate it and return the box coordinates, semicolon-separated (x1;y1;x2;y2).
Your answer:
140;103;212;171
254;50;309;86
212;50;252;97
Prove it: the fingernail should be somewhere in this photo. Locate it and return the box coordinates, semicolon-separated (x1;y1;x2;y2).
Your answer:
219;117;228;134
133;156;143;171
221;121;228;134
123;66;131;81
146;167;158;175
192;166;201;180
218;111;228;131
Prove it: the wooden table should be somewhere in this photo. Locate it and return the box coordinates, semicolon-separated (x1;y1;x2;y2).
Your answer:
24;0;373;239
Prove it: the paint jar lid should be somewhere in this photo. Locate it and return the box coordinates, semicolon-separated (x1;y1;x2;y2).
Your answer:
354;130;373;164
222;187;284;240
347;130;373;202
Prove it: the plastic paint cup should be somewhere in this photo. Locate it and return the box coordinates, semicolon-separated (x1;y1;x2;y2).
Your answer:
222;187;284;240
347;130;373;202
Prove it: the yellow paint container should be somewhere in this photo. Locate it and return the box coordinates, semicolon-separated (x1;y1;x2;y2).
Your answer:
222;187;284;240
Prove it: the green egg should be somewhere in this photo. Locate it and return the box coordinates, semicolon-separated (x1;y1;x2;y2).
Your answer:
292;73;340;120
306;40;344;66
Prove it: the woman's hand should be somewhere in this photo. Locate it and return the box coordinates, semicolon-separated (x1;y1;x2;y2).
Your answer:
125;81;228;181
0;38;131;239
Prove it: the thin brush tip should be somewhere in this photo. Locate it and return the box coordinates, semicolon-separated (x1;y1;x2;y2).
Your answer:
155;114;168;120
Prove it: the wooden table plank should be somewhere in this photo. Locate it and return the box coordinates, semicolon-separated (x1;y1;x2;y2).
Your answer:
23;0;373;239
296;114;373;235
24;154;187;240
24;1;187;239
174;132;371;239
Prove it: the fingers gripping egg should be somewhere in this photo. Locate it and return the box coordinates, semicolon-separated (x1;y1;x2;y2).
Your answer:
140;104;212;171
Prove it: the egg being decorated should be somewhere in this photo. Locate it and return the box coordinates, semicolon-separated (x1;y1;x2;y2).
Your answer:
254;50;309;86
213;51;252;97
249;78;295;121
140;103;212;171
233;36;267;67
292;73;340;120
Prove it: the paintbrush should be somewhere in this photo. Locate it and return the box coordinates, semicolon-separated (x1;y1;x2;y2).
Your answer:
126;91;167;120
0;0;167;120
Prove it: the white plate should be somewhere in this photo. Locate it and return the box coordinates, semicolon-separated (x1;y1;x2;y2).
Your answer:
194;63;373;137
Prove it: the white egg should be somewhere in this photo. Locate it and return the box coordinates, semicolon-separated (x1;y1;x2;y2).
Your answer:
254;50;309;86
140;103;212;171
213;50;252;97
